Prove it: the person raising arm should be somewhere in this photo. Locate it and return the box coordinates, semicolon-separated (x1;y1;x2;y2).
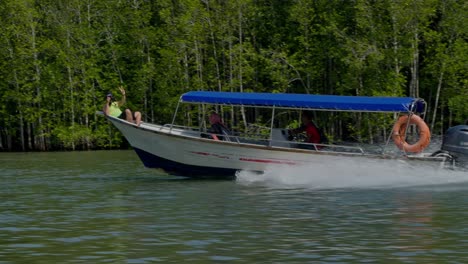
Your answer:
103;86;142;126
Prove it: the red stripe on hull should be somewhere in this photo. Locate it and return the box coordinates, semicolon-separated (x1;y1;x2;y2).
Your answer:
239;158;296;165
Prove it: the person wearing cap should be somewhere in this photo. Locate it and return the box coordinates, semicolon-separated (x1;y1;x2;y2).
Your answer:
103;86;141;126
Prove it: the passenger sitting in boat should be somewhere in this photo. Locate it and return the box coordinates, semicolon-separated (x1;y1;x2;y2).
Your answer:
202;112;232;141
288;111;322;149
103;86;142;126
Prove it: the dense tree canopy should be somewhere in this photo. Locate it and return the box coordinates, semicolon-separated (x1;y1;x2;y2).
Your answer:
0;0;466;150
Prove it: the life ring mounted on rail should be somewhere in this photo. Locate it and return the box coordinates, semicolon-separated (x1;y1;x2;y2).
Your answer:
392;114;431;153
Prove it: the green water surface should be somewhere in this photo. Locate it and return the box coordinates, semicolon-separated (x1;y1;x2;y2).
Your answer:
1;150;468;263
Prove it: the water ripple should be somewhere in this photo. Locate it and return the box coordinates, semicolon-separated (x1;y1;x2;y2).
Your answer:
1;151;468;263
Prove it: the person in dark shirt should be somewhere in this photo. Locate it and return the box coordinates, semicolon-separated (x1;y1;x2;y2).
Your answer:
203;112;231;141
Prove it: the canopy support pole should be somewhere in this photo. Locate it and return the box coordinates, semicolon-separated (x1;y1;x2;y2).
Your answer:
384;113;398;154
269;106;276;147
170;100;181;133
200;104;206;132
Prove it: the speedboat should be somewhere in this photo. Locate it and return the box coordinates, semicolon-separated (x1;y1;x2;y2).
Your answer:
101;91;467;178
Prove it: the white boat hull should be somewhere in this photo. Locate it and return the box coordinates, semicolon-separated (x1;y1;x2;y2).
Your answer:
106;116;450;178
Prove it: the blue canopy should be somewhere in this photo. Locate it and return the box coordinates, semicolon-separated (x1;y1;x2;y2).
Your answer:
181;91;426;113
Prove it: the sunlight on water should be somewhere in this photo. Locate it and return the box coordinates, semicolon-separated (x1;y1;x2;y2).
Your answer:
236;156;468;189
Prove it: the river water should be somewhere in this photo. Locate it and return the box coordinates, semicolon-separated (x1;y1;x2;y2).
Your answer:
1;150;468;263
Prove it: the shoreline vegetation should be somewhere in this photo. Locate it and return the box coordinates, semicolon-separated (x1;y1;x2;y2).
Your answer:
0;0;466;151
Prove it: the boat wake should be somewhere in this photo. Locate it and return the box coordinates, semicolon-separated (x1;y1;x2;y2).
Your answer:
236;157;468;190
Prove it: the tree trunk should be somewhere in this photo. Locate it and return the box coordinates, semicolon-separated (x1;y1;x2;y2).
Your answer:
229;26;235;129
146;40;154;123
204;1;222;92
0;127;3;150
440;104;445;137
430;69;444;133
183;49;190;126
31;16;45;150
108;126;113;149
13;70;26;151
391;14;400;95
367;114;373;144
19;110;25;151
194;40;203;88
85;114;91;150
409;32;419;98
184;49;190;89
356;113;362;142
238;5;247;131
66;29;76;151
27;122;33;150
7;133;13;150
448;109;452;128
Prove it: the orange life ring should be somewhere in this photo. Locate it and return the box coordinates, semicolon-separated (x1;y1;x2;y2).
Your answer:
392;115;431;153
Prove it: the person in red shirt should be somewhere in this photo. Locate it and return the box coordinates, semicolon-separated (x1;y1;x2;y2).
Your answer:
288;111;322;149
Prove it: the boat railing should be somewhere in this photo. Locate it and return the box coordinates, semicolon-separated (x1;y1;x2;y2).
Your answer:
270;139;366;154
202;131;366;154
160;124;201;132
159;123;366;155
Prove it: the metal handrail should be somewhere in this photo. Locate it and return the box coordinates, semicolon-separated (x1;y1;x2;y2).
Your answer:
198;131;366;154
157;122;367;154
270;139;365;154
161;124;201;131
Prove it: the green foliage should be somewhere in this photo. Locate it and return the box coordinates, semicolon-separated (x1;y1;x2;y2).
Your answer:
53;125;91;149
448;96;468;124
0;0;466;150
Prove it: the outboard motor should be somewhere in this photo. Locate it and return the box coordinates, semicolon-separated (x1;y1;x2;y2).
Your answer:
432;125;468;168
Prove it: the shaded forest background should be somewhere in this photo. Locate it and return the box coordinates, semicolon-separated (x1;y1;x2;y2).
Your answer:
0;0;466;151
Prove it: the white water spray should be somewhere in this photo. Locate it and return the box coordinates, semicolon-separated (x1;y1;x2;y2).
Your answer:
236;156;468;189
